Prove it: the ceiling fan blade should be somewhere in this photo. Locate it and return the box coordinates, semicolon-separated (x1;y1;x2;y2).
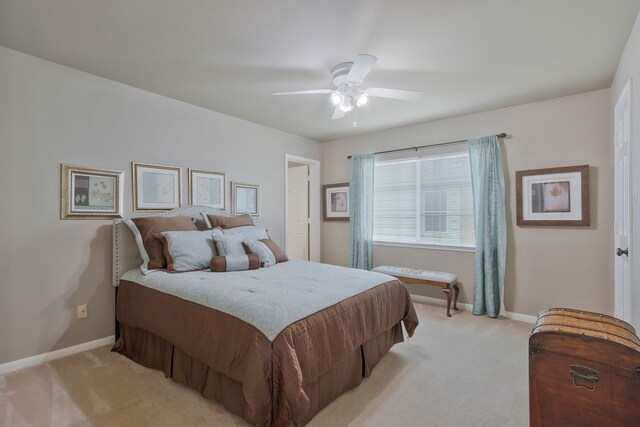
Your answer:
332;107;346;120
366;87;423;101
347;54;378;84
272;89;333;96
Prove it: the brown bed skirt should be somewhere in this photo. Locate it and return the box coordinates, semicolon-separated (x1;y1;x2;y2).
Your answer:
113;278;418;425
113;322;403;426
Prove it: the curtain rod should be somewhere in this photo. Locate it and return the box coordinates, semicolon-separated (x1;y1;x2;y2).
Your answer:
346;133;508;160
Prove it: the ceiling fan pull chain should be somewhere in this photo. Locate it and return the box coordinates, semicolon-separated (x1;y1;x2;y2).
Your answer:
353;108;357;128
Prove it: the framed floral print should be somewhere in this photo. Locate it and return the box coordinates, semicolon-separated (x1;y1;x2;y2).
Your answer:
516;165;590;226
60;164;124;219
322;183;350;221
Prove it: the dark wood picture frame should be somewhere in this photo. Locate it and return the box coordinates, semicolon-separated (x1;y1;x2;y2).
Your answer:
516;164;590;226
322;182;350;222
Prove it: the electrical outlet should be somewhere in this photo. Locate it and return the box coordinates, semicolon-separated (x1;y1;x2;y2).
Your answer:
77;304;88;319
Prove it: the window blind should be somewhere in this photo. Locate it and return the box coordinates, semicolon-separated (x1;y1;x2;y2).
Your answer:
373;151;475;247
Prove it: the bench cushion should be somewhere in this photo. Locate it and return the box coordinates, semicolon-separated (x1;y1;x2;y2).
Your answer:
372;265;457;284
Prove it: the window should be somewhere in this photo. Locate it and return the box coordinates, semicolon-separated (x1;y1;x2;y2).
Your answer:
373;151;475;248
423;190;447;232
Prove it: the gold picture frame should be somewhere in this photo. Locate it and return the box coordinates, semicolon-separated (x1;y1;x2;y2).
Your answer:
60;164;124;219
231;182;260;217
188;168;226;209
132;162;182;212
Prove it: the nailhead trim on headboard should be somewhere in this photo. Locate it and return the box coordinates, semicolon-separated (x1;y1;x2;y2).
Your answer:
112;205;232;286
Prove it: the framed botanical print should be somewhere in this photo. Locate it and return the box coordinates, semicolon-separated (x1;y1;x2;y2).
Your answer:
323;183;350;221
132;162;182;211
516;164;590;226
188;169;226;209
61;164;124;219
232;182;260;217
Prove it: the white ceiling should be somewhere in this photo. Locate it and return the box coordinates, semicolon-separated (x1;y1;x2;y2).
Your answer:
1;0;639;141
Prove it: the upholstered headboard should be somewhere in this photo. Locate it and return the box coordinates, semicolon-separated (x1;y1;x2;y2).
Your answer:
112;205;232;286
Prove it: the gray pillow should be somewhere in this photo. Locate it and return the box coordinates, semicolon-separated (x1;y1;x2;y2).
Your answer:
222;225;269;241
212;233;247;256
243;239;277;268
159;230;216;272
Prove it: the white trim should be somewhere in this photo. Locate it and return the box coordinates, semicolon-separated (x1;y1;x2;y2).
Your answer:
284;154;321;262
410;295;537;324
374;240;475;252
0;335;115;375
614;78;633;324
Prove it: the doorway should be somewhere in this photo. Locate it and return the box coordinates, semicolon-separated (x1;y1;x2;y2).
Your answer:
614;79;633;326
285;155;320;262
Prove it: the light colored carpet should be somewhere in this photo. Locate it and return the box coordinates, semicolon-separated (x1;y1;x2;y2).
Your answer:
0;303;532;426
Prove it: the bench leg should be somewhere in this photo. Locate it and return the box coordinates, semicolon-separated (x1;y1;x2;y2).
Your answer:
442;288;452;317
452;283;459;311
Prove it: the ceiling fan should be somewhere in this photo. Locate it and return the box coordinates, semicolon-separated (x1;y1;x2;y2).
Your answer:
273;54;423;122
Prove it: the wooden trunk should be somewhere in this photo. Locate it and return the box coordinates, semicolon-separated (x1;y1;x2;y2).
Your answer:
529;308;640;426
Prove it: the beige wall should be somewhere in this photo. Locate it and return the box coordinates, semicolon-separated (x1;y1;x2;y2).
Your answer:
0;46;321;364
611;11;640;328
322;89;613;317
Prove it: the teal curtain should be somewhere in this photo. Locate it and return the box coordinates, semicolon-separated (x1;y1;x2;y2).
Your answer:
468;136;507;318
348;154;375;270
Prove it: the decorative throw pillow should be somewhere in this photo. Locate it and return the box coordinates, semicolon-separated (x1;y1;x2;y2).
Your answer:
158;230;216;272
210;254;260;272
258;239;288;263
222;225;269;241
125;216;198;273
212;233;247;256
207;213;254;229
243;240;277;267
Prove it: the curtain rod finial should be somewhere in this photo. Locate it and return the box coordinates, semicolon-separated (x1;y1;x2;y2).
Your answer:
497;132;507;138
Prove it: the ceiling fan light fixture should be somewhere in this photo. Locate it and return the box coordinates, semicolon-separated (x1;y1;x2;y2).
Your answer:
331;91;342;105
271;54;423;122
356;92;368;107
339;96;354;112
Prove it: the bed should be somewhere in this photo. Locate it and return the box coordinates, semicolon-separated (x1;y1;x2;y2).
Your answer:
112;206;419;426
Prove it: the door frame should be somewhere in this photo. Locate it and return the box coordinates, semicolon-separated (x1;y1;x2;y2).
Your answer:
284;154;321;262
614;78;633;321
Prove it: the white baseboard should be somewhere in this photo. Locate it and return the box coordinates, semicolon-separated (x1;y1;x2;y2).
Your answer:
0;298;536;376
0;335;115;375
411;295;537;324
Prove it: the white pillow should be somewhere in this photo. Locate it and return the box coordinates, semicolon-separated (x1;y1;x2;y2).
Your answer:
160;230;216;272
123;219;154;274
200;212;213;229
222;225;269;241
212;233;246;256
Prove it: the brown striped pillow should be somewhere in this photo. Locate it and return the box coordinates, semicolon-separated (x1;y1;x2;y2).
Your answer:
210;254;260;272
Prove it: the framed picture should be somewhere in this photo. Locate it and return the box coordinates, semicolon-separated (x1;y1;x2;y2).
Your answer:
189;169;226;209
132;162;182;211
232;182;260;216
61;164;124;219
516;165;590;226
323;183;350;221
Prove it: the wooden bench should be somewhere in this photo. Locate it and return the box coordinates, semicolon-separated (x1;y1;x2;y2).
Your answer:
372;265;459;317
